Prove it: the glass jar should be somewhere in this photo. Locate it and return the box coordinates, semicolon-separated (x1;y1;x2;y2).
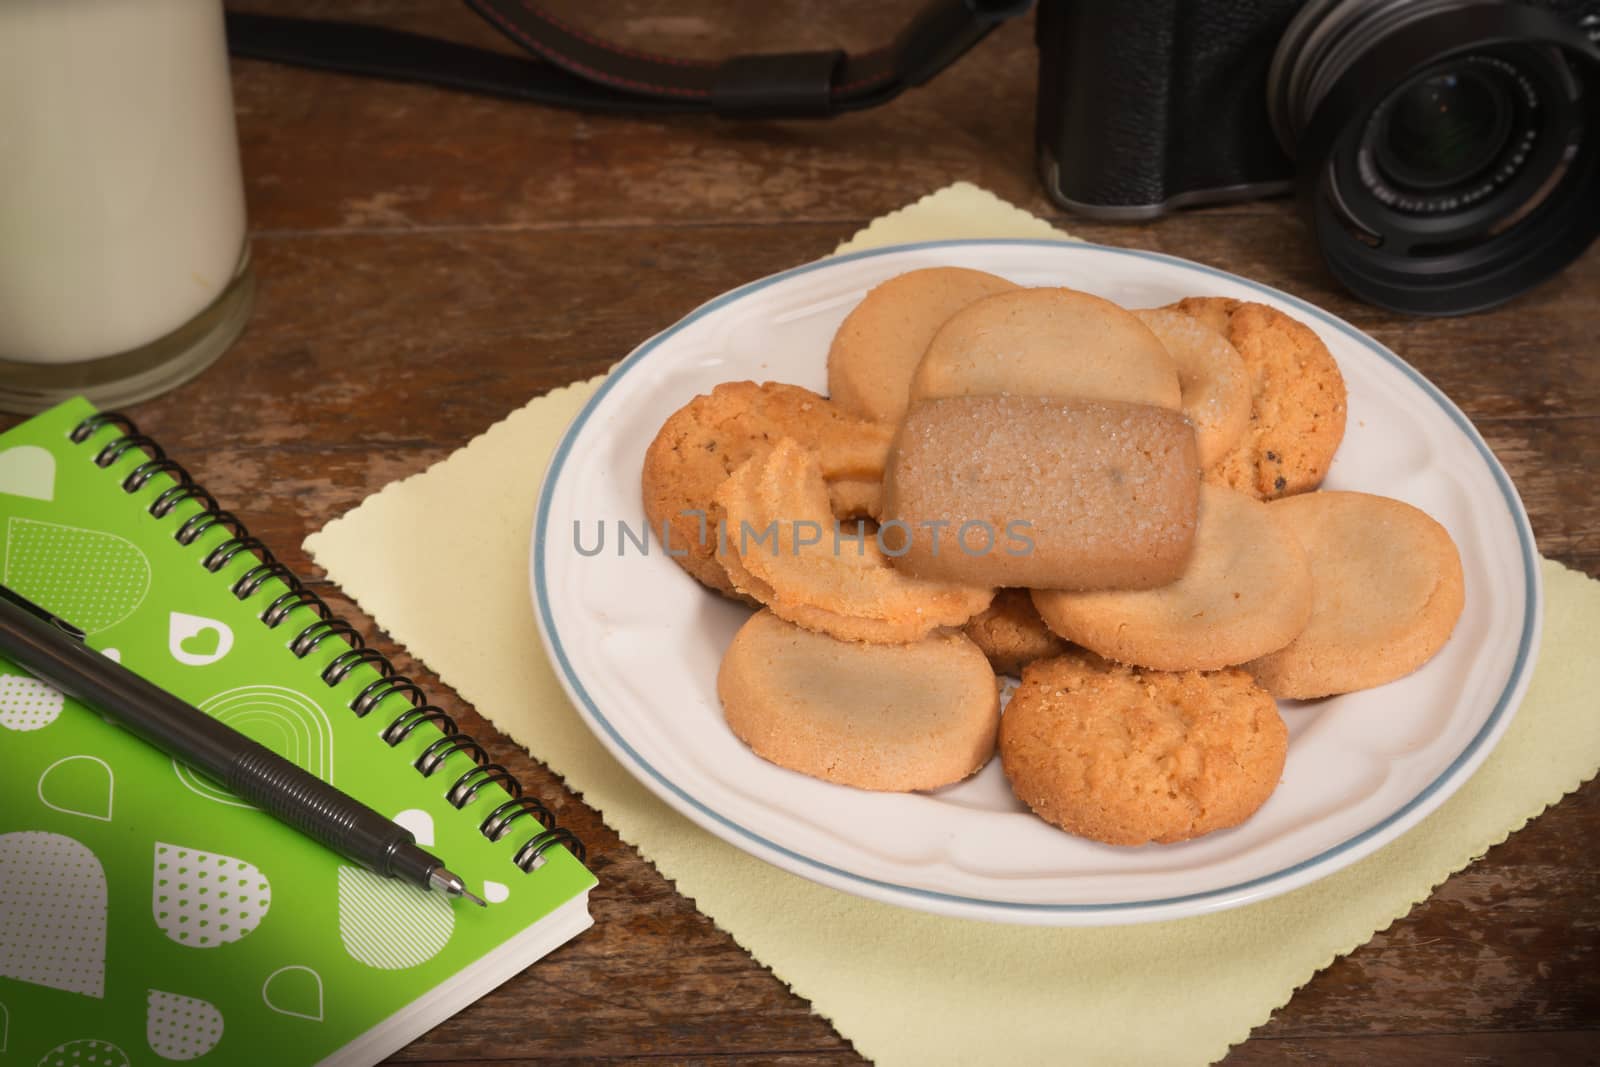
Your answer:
0;0;255;412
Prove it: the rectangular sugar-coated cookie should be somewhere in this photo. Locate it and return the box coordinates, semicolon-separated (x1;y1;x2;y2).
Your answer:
882;395;1199;589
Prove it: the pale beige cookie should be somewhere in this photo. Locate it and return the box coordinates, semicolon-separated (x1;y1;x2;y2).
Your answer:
962;589;1069;676
715;439;992;644
642;381;893;598
999;651;1287;845
1245;491;1465;698
1134;308;1252;469
908;287;1181;410
1165;297;1347;499
828;267;1019;426
1031;484;1312;671
882;395;1199;590
718;610;1000;791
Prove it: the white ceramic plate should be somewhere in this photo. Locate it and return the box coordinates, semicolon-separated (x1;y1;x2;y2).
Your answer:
531;239;1541;925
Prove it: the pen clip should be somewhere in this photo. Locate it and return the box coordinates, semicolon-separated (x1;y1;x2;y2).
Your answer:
0;583;88;641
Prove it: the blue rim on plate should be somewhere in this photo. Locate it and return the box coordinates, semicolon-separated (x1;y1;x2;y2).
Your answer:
532;238;1541;919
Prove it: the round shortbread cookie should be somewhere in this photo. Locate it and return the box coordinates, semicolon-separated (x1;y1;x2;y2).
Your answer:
962;588;1069;676
1245;491;1465;698
642;381;893;599
908;288;1182;410
828;267;1019;426
1031;484;1312;671
1165;297;1347;499
718;610;1000;791
1134;308;1252;469
999;651;1287;845
714;439;992;644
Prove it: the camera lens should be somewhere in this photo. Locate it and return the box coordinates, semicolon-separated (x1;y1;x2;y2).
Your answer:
1360;53;1539;216
1374;66;1513;194
1266;0;1600;315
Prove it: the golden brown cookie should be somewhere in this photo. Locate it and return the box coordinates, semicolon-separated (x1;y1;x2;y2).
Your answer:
714;438;993;644
828;477;883;520
828;267;1019;426
1133;308;1252;469
999;651;1287;845
1165;297;1347;499
909;287;1181;410
962;589;1069;676
718;610;1000;791
882;395;1200;590
1245;491;1465;698
1031;484;1312;671
641;382;893;598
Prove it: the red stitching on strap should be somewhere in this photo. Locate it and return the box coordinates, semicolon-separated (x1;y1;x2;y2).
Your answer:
517;0;720;69
836;72;894;93
837;48;910;94
481;3;711;97
488;5;896;103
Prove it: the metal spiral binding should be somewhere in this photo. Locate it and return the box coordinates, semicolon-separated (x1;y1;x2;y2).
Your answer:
68;411;587;870
383;704;457;743
291;618;364;657
480;795;557;840
448;763;521;809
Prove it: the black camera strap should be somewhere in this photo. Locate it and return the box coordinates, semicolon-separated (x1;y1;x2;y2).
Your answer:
226;1;1031;119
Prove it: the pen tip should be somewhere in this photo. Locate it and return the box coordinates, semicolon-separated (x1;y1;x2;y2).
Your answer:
429;866;489;906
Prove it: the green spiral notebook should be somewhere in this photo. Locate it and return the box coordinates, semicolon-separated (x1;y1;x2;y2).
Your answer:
0;399;595;1065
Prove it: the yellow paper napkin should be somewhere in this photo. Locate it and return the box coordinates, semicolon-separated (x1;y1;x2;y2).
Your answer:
306;182;1600;1066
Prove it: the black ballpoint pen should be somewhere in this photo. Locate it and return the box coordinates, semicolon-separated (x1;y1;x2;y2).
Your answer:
0;583;486;907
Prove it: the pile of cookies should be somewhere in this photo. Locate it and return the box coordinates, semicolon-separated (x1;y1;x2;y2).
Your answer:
641;268;1465;847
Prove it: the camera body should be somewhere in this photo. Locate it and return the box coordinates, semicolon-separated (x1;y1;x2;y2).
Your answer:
1036;0;1600;222
1037;0;1302;218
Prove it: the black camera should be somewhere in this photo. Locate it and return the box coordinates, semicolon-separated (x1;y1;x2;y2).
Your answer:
230;0;1600;314
1037;0;1600;314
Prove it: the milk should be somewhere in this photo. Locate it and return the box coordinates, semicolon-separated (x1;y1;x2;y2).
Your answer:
0;0;247;364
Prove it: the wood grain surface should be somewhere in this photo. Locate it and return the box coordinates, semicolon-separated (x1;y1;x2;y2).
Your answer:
25;1;1600;1062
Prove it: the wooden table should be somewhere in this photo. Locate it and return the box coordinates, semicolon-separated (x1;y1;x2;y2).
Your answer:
83;2;1600;1061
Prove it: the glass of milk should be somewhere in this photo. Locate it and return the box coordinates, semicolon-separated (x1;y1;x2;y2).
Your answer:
0;0;254;413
